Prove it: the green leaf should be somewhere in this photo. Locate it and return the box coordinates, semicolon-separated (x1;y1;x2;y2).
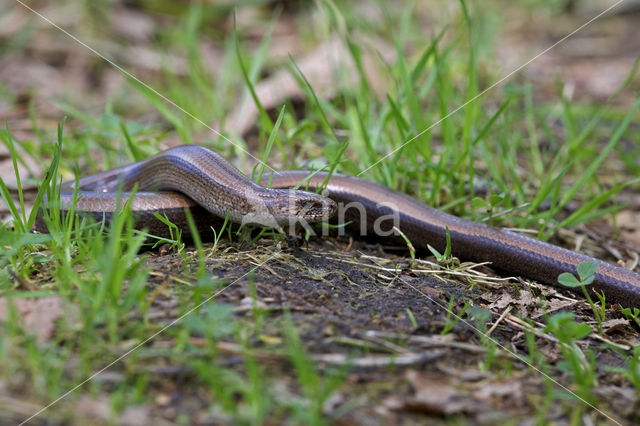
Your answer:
545;312;592;342
581;275;595;286
558;272;582;288
468;305;491;324
471;197;488;209
0;231;53;247
444;226;452;259
566;321;593;340
577;261;598;281
427;245;443;260
488;193;505;207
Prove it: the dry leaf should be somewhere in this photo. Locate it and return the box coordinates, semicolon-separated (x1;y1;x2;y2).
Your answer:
415;283;443;300
488;291;514;310
75;396;150;426
488;290;535;316
110;6;155;42
601;318;630;334
0;140;41;190
0;297;68;342
225;35;396;137
617;210;640;247
393;370;486;415
531;298;576;319
473;379;523;401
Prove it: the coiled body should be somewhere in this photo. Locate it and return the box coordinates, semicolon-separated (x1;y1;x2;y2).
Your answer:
39;145;640;307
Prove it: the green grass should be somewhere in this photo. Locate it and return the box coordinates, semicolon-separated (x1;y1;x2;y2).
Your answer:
1;0;640;423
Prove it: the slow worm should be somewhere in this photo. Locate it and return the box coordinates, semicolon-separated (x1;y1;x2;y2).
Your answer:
37;145;640;307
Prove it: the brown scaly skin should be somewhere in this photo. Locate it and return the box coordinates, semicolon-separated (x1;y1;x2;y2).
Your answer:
36;145;640;308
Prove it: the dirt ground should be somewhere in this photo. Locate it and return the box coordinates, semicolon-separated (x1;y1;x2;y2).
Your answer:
104;229;640;424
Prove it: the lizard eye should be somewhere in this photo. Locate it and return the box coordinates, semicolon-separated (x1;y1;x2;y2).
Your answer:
293;196;336;219
297;199;323;212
